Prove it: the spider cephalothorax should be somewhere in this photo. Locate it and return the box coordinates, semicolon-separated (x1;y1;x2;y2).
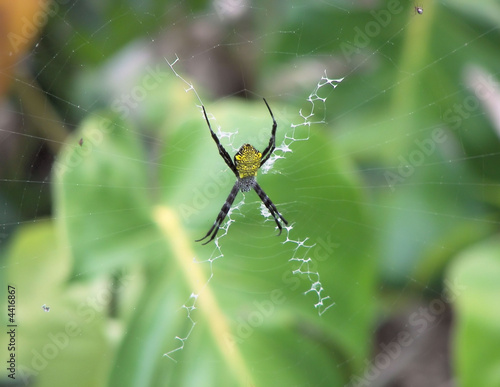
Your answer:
196;99;288;245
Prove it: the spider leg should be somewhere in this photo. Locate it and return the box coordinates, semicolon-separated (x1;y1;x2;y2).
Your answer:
196;182;240;245
253;182;288;236
202;106;239;177
260;98;277;167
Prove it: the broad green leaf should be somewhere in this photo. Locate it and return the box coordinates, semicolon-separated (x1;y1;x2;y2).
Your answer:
55;93;375;386
118;98;374;386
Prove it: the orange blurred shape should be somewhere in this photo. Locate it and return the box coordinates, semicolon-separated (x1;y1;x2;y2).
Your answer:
0;0;52;97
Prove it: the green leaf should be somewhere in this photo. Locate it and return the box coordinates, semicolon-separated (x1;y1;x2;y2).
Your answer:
0;220;110;387
54;112;161;279
447;237;500;387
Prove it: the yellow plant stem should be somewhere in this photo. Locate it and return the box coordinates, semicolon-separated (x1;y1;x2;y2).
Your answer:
154;205;254;387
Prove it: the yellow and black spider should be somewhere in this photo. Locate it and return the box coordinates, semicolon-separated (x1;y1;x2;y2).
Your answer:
196;98;288;245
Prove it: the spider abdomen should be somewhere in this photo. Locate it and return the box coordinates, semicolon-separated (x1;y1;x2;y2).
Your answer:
238;176;256;192
234;144;262;178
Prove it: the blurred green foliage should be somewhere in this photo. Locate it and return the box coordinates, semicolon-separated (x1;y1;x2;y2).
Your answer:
1;0;500;386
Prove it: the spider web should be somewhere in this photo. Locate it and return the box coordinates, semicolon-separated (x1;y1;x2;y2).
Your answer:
2;1;500;386
163;57;342;360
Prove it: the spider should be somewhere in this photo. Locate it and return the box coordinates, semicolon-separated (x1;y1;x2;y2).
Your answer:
196;98;288;245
